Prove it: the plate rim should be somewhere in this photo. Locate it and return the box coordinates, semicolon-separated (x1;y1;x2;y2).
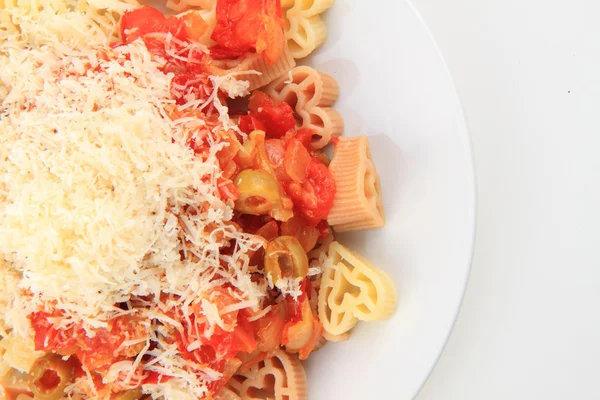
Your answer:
405;0;478;397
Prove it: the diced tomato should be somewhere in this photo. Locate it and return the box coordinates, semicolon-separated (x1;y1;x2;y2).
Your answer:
316;220;332;240
264;138;288;181
120;6;186;43
255;12;285;64
280;215;319;252
207;287;241;329
283;280;308;324
140;36;169;59
247;91;296;139
30;312;148;371
30;312;78;353
285;159;336;225
239;115;267;134
209;45;248;60
255;303;286;352
283;138;312;183
182;11;210;41
171;73;215;105
254;220;279;240
230;313;257;354
210;0;285;64
294;128;316;148
144;371;172;385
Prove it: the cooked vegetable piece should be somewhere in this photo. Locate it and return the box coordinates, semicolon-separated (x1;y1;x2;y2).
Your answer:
285;158;337;225
234;169;282;214
211;0;285;64
28;355;73;400
264;236;309;283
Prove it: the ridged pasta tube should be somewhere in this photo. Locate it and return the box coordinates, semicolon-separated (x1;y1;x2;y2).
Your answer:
211;46;296;91
327;136;385;231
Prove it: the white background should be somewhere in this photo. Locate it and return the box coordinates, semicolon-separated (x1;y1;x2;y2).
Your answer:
412;0;600;399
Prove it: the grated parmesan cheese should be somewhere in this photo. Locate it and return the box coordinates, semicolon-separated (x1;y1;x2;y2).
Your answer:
0;1;268;398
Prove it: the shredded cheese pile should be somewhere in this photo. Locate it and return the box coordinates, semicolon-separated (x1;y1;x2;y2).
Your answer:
0;1;266;397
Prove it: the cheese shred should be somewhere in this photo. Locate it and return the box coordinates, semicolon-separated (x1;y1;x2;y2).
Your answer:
0;1;266;398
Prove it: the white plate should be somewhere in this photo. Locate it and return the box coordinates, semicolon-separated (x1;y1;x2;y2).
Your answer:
303;1;476;399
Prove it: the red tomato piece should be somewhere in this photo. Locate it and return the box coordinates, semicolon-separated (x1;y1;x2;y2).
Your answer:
144;371;172;385
280;215;319;252
120;6;186;43
171;73;214;105
316;220;332;240
255;13;285;64
209;45;248;60
182;11;210;41
231;313;258;354
295;128;316;148
283;279;309;324
254;220;279;240
247;91;296;139
239;115;267;134
264;138;289;181
283;138;312;183
286;159;336;225
211;0;285;64
30;312;78;353
30;312;147;371
252;304;284;353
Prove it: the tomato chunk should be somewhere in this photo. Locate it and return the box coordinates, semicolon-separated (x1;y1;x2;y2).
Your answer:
284;138;312;183
120;6;186;43
239;115;267;134
182;11;210;41
286;159;336;225
211;0;285;64
247;91;296;139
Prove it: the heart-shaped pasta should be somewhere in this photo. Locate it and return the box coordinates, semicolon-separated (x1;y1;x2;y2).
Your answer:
327;136;385;232
265;66;343;149
225;350;307;400
318;242;397;336
282;0;336;59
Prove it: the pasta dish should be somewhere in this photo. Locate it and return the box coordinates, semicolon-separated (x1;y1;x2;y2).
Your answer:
0;0;397;399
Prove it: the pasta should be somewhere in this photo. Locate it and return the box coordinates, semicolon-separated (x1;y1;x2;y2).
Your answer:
215;387;243;400
282;0;335;59
0;0;398;399
226;350;307;400
318;242;398;336
212;46;296;92
265;66;344;149
327;136;386;231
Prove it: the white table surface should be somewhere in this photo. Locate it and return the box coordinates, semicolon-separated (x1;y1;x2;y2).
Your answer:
411;1;600;399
